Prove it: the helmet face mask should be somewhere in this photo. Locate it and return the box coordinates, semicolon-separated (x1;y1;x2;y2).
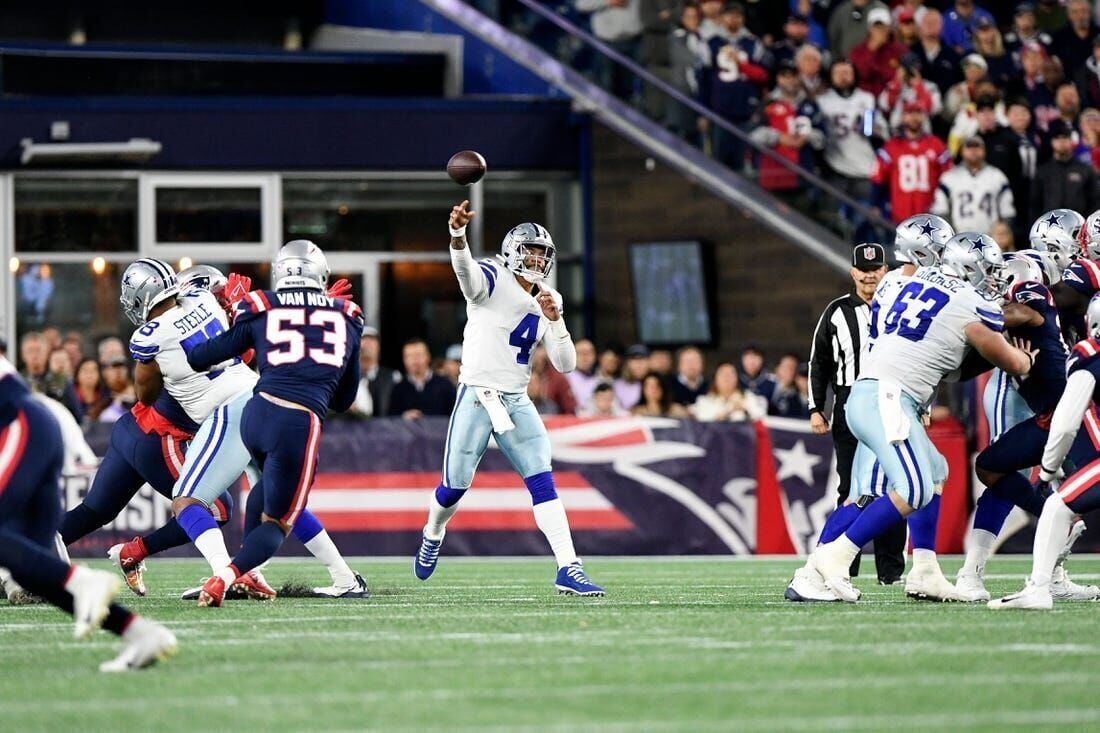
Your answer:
998;253;1042;302
273;239;330;291
1031;228;1080;271
895;214;955;267
1030;208;1085;259
501;223;555;283
120;258;179;326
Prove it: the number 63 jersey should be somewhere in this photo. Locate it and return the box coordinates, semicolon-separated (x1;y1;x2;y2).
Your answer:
864;266;1004;404
459;257;564;394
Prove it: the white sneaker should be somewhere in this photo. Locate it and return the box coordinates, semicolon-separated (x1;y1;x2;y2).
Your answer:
809;543;860;603
905;562;963;602
99;618;178;672
954;569;991;602
313;572;370;599
1050;565;1100;601
70;567;122;640
1057;519;1086;566
988;580;1053;610
784;566;838;602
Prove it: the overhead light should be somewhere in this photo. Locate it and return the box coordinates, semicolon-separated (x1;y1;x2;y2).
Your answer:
91;257;106;275
178;257;193;270
20;138;162;165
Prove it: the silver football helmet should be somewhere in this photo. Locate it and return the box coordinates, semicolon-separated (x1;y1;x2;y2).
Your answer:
1018;250;1063;287
273;239;329;291
940;232;1005;293
1031;228;1080;271
999;253;1042;302
1030;208;1084;247
120;259;179;326
501;223;555;283
1089;293;1100;340
895;214;954;267
1082;209;1100;260
178;264;227;294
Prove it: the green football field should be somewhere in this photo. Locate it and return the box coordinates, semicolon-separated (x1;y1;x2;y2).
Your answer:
2;556;1099;732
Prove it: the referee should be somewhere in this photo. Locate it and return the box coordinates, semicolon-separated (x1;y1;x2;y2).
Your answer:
808;243;905;584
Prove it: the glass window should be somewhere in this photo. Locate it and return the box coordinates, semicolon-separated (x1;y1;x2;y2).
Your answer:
155;187;262;243
14;177;137;252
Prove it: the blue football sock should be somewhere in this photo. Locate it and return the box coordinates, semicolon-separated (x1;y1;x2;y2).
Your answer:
973;489;1015;535
435;485;465;508
231;522;287;576
177;504;218;543
907;494;940;551
991;471;1049;517
140;520;191;557
819;503;861;544
845;496;905;548
524;471;558;506
292;509;324;544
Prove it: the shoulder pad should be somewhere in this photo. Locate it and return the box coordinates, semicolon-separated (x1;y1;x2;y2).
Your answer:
1069;339;1100;373
1064;260;1100;291
1009;281;1054;308
340;299;364;326
235;290;274;320
129;328;160;363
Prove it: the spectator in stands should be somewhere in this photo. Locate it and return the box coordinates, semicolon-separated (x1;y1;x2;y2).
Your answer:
350;328;400;419
1006;99;1041;233
48;348;74;380
770;353;810;418
744;0;786;44
933;136;1015;234
1005;3;1053;62
388;338;457;419
1053;0;1098;74
879;55;942;130
596;344;623;384
19;331;79;419
698;0;726;42
772;13;817;69
97;336;126;366
74;357;109;424
671;346;708;405
648;349;673;377
640;0;677;121
1007;43;1059;134
943;54;988;124
614;344;650;410
750;59;825;206
632;372;689;417
19;331;48;382
910;9;962;100
705;2;770;173
946;79;1003;155
41;326;60;352
581;382;629;417
576;0;644;103
440;344;463;387
871;100;952;223
567;338;601;409
691;362;767;422
528;346;578;415
1031;119;1100;214
828;0;889;60
977;95;1025;204
668;2;710;140
1054;82;1083;135
1034;0;1068;34
61;333;83;375
738;343;776;401
990;220;1016;251
794;45;825;99
894;7;920;46
98;356;136;424
849;8;908;98
1078;107;1100;169
1075;36;1100;110
942;0;995;55
973;17;1014;90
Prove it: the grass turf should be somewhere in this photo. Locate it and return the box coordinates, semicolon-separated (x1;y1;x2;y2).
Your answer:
2;556;1099;732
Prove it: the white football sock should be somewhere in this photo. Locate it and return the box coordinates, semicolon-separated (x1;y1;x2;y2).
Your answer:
194;528;232;575
1030;494;1075;589
62;565;90;594
425;495;459;540
833;535;860;565
912;548;937;569
304;530;355;586
960;529;996;576
54;532;71;564
533;499;579;568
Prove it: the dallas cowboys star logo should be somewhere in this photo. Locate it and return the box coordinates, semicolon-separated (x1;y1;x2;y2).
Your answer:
967;237;985;254
1044;212;1062;229
918;220;937;237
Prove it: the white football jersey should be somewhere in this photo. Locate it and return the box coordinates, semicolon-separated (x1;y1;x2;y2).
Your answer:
458;257;563;394
932;164;1015;235
129;289;257;422
863;266;1003;404
816;88;881;179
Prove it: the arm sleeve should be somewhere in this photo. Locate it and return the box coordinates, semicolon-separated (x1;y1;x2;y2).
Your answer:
544;317;577;374
1041;369;1096;478
186;320;255;372
450;245;492;305
807;303;835;413
331;326;362;413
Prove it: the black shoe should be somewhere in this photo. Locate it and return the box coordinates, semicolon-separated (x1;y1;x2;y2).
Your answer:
878;576;902;586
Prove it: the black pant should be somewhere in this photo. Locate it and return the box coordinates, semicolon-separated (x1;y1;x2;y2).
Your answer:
832;390;906;581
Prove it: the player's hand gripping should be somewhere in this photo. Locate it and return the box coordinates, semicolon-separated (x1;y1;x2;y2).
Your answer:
327;278;353;301
1010;336;1039;377
809;411;829;434
222;272;252;319
449;200;476;248
536;288;560;322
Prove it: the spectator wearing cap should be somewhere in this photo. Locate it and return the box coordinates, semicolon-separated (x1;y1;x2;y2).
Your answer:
350;327;401;418
702;2;770;173
942;0;996;55
576;0;644;103
1031;119;1100;214
1005;3;1053;62
878;54;943;131
894;7;920;46
943;53;988;124
614;344;650;411
910;9;962;102
933;135;1016;234
1053;0;1099;74
749;59;825;205
972;16;1014;90
828;0;889;60
849;7;909;98
667;3;711;141
738;344;776;402
1074;35;1100;109
769;353;810;419
870;99;952;223
808;242;905;582
771;13;823;70
1034;0;1068;35
566;338;601;408
671;346;708;406
387;338;457;420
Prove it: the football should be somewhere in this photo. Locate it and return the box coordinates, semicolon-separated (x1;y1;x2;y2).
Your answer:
446;150;487;185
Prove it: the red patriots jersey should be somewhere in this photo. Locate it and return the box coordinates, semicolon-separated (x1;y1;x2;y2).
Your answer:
871;135;952;224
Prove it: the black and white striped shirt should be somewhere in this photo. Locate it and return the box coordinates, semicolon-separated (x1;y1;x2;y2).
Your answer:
808;293;871;413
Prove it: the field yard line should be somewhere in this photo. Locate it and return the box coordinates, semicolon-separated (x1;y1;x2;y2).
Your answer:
118;554;1100;564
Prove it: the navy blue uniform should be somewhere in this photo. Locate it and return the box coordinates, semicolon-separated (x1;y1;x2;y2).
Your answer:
1054;339;1100;514
187;288;362;525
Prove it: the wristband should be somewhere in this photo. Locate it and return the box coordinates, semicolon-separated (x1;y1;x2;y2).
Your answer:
449;224;467;238
1039;466;1057;482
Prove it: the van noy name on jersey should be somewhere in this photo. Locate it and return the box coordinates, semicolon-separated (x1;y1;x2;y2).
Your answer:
275;291;337;307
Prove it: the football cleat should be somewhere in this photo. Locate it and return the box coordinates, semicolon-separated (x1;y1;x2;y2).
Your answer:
1056;519;1086;568
1050;565;1100;601
785;566;838;602
808;542;860;603
99;618;178;673
414;532;444;580
231;570;277;601
905;562;963;602
314;573;370;599
954;569;991;602
196;576;226;608
988;580;1053;610
555;562;604;596
70;567;123;639
107;539;148;597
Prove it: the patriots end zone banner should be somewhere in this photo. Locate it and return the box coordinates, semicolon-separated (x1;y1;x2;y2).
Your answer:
67;416;1099;558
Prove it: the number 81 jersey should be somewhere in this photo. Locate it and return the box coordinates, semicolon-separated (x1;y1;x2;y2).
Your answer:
459;258;564;394
864;266;1004;404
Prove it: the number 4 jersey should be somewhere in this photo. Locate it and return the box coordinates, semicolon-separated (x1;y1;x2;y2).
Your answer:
864;266;1004;404
129;288;258;423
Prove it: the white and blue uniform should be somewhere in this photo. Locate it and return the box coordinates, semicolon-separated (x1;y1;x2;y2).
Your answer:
129;287;257;506
442;246;576;489
847;267;1003;509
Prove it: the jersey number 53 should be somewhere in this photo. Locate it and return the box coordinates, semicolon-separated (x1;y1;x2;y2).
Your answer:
266;308;347;367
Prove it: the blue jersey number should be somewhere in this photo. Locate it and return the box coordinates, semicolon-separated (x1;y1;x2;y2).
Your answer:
883;282;949;342
180;320;237;378
509;314;540;365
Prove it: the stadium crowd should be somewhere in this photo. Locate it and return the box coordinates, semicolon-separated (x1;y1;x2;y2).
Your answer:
2;327;811;428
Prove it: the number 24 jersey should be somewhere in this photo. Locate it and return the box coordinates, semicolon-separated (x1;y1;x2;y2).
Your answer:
864;267;1004;404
